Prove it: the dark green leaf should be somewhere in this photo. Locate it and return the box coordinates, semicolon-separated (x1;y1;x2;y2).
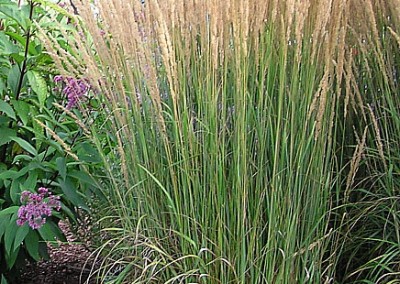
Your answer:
0;100;16;120
25;229;40;261
0;214;10;239
7;64;21;97
56;156;67;181
0;127;16;146
13;223;29;252
58;177;88;210
11;137;37;156
22;171;38;190
11;100;30;125
4;214;18;255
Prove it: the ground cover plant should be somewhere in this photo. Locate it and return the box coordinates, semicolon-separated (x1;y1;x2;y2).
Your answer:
2;0;399;283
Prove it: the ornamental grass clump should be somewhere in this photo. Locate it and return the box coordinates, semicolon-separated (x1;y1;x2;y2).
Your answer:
41;0;400;283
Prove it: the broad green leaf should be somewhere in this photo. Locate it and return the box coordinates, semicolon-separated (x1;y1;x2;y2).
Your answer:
0;206;19;218
22;171;38;190
77;142;102;163
37;221;66;246
11;100;30;125
0;100;16;120
38;241;50;260
5;31;37;55
4;214;18;255
7;64;21;97
56;156;67;181
69;170;97;186
25;229;40;261
27;71;49;109
0;1;30;31
11;137;37;156
0;32;20;55
58;177;88;210
5;245;19;269
13;223;29;252
1;274;8;284
0;215;10;239
0;167;28;180
0;79;5;94
0;127;17;146
10;177;22;204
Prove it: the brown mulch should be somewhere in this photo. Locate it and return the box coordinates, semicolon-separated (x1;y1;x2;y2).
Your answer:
17;221;99;284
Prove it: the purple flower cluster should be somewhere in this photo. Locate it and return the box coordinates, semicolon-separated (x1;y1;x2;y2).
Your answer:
17;187;61;230
54;75;91;109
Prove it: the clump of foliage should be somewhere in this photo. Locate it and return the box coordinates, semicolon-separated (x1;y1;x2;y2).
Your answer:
39;0;400;283
0;0;102;282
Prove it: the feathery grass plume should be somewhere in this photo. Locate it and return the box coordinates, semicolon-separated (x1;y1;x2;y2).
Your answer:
34;118;79;162
39;0;400;282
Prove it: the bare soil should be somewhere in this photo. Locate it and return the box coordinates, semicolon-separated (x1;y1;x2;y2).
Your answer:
17;221;98;284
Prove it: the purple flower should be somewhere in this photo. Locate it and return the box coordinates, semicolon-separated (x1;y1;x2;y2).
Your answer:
17;188;61;230
54;75;91;109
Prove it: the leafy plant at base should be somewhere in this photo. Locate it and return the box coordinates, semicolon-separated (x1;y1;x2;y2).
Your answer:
0;0;103;281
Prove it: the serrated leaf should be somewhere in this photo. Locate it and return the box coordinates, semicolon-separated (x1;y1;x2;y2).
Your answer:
11;136;37;156
0;100;16;120
27;71;48;109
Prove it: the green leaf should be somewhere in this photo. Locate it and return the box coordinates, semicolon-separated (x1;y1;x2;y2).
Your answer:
25;229;40;261
0;206;19;218
0;100;16;120
0;79;5;94
37;221;66;246
13;223;29;252
1;274;8;284
0;214;10;239
0;32;20;55
4;214;18;255
30;107;43;149
11;100;30;126
7;64;21;97
5;31;37;55
11;136;37;156
56;156;67;181
58;177;88;210
27;71;49;109
0;127;17;146
11;177;22;203
22;171;38;190
0;1;30;31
